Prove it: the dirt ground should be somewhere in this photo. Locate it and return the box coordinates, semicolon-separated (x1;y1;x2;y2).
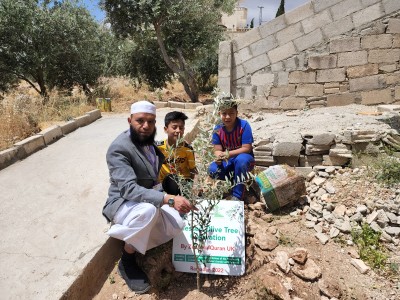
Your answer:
93;166;400;300
91;88;400;300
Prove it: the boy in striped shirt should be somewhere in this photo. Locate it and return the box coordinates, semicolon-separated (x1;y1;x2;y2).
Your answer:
208;99;255;201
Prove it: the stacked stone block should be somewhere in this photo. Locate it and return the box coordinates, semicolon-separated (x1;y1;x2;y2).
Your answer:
253;127;400;168
219;0;400;112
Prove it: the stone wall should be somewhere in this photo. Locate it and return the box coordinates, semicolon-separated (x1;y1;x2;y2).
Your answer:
218;0;400;111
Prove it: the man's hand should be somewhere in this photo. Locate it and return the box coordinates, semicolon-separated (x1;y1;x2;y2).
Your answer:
174;195;198;214
164;194;197;214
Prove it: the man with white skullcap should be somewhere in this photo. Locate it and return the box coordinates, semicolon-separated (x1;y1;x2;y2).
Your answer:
102;100;196;294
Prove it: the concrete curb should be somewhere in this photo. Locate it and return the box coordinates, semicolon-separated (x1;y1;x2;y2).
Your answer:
0;109;102;171
153;100;204;110
60;238;123;299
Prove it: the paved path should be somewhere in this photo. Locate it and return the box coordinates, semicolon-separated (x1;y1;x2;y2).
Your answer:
0;108;197;300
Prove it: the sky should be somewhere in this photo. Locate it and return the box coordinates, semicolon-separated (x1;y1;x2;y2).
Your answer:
82;0;310;25
241;0;309;26
81;0;104;21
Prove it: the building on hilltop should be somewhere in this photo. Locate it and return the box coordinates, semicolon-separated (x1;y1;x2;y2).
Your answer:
220;1;250;39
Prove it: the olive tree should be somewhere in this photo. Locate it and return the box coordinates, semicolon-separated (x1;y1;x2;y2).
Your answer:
0;0;117;99
102;0;236;102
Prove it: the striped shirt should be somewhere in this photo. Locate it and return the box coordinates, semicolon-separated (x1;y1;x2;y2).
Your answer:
212;118;254;154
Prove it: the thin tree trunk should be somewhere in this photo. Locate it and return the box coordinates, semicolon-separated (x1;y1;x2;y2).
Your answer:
190;211;201;291
36;69;48;102
154;23;199;102
176;49;199;103
17;74;42;96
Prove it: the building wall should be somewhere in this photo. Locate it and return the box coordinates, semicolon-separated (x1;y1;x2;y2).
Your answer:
218;0;400;111
221;6;248;31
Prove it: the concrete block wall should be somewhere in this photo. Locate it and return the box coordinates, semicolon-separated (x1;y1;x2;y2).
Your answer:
218;0;400;111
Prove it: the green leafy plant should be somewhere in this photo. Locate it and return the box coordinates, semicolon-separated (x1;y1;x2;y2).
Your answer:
333;235;347;246
352;150;400;186
108;275;115;284
388;262;399;275
373;155;400;185
278;233;293;247
351;223;388;270
167;92;254;290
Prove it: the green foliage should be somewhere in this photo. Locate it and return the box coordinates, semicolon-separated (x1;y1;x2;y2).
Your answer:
351;223;388;270
374;156;400;185
193;50;218;93
46;2;107;94
275;0;285;18
359;153;400;186
388;262;399;274
0;65;18;93
108;275;115;284
278;233;293;246
0;0;120;98
102;0;237;102
165;92;255;290
352;148;400;186
125;35;174;89
333;235;347;246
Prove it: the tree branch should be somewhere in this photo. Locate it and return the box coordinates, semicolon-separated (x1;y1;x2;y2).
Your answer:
16;73;41;95
153;22;180;74
176;48;195;77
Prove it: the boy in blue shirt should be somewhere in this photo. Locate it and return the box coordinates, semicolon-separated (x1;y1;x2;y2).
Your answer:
208;99;255;201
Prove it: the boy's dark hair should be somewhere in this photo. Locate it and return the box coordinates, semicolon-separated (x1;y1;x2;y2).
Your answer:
164;111;188;127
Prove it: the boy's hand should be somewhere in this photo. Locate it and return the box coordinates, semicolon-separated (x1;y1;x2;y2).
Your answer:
215;150;229;163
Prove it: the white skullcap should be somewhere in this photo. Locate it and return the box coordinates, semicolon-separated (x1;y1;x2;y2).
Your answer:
130;101;156;115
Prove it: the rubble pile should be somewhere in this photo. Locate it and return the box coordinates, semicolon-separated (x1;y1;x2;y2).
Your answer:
246;202;345;300
243;165;400;300
303;166;400;246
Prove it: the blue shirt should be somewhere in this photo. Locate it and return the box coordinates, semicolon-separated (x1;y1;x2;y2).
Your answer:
212;118;254;155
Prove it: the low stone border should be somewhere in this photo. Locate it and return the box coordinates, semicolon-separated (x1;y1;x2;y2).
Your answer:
153;100;203;110
0;109;102;171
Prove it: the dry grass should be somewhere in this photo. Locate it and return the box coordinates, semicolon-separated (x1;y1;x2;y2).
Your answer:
0;83;95;151
0;77;212;151
94;77;191;113
94;77;213;113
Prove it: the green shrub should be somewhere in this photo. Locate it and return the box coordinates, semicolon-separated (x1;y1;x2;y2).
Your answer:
373;156;400;185
351;223;388;270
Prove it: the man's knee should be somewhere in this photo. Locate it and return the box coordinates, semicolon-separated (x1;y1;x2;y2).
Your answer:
139;203;157;218
126;203;157;226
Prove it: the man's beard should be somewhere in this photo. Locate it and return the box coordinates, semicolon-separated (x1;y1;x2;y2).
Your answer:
130;126;156;146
